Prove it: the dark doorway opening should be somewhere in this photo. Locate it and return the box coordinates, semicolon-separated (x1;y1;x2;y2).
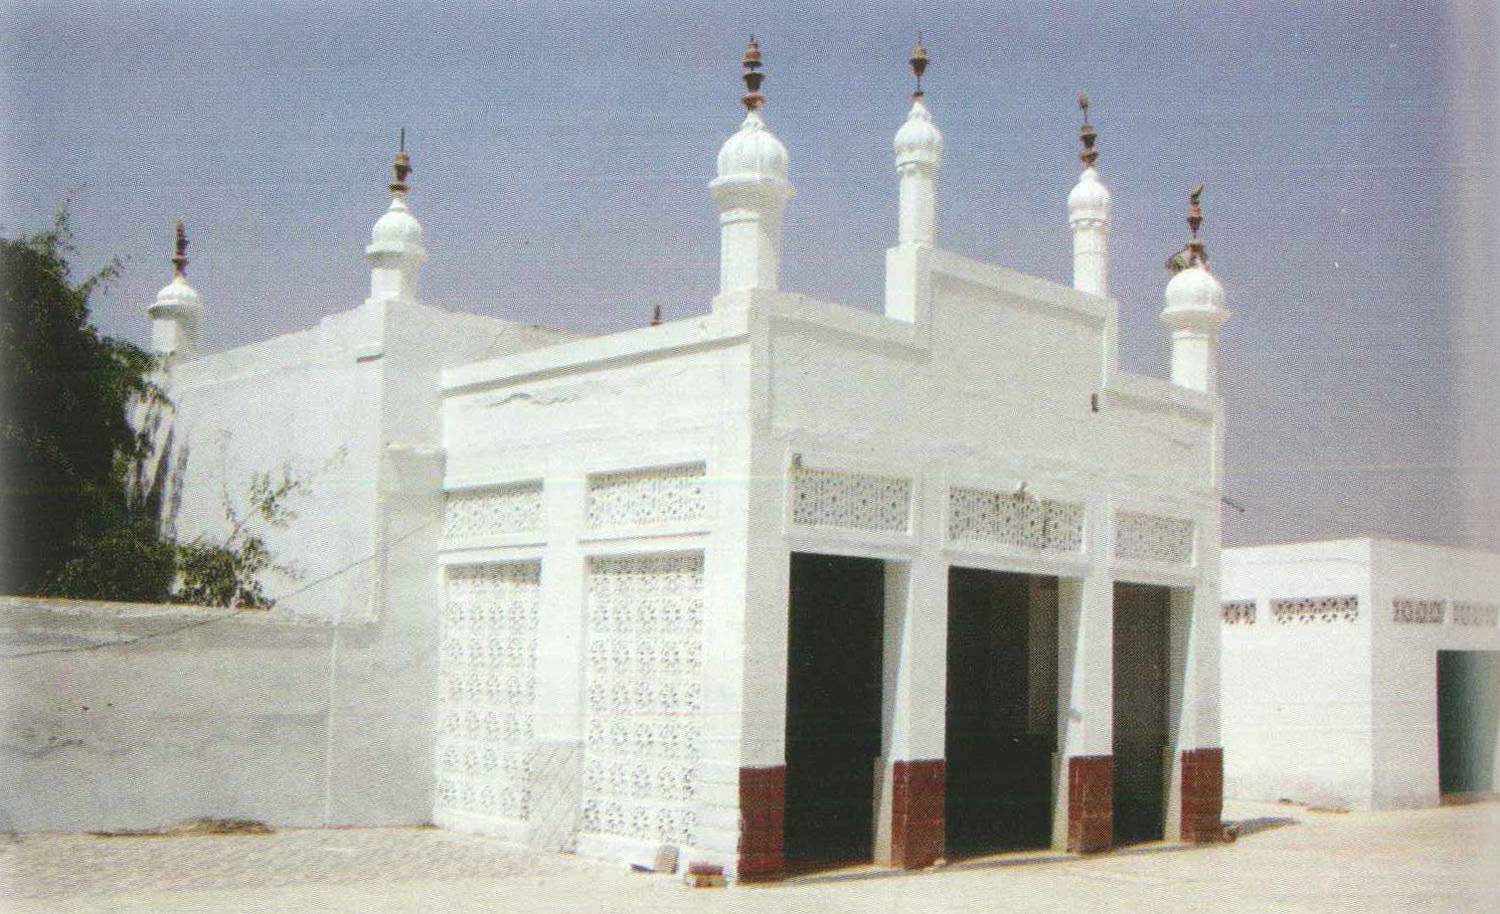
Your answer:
945;568;1059;856
1438;650;1500;797
1112;582;1170;846
784;552;885;870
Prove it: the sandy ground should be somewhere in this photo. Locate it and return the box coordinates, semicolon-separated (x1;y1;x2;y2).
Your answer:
2;800;1497;913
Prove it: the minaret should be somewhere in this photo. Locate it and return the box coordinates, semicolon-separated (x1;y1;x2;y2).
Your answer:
1161;186;1230;394
894;39;943;247
366;130;427;304
147;220;204;363
710;38;794;297
1068;92;1111;296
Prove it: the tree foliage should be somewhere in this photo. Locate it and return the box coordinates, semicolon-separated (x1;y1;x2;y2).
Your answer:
174;463;309;609
3;212;306;608
0;212;167;597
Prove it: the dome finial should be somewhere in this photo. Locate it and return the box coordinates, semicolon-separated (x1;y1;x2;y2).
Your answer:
390;128;412;195
1078;91;1098;167
171;220;189;277
741;36;766;111
910;34;929;98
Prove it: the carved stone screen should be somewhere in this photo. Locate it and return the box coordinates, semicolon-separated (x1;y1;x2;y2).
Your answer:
1114;511;1195;566
585;463;708;530
581;552;705;846
789;465;911;534
947;487;1085;554
443;482;544;540
435;561;541;822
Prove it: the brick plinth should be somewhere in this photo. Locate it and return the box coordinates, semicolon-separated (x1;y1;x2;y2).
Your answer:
890;759;945;869
1067;755;1113;853
737;765;785;882
1180;747;1224;843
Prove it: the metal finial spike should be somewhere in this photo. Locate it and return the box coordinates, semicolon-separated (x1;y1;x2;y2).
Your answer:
1187;184;1209;266
1188;184;1205;237
1078;91;1098;167
390;130;412;194
910;37;929;98
171;220;189;277
741;37;766;111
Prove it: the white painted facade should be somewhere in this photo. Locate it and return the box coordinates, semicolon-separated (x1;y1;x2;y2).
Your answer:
4;54;1232;878
1221;538;1500;810
432;75;1228;872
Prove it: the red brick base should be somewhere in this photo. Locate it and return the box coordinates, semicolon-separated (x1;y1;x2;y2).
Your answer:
1180;747;1224;844
890;759;945;869
1067;755;1113;853
737;765;786;882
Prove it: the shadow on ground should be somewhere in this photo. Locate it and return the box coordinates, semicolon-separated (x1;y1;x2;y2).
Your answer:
1224;816;1298;838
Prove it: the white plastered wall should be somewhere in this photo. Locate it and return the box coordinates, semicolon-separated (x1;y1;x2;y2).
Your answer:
1223;539;1500;811
1220;540;1376;809
1;295;569;832
160;304;385;622
1368;539;1500;808
438;309;754;871
758;245;1223;853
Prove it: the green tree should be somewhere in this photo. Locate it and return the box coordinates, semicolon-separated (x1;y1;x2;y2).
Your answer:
0;212;171;598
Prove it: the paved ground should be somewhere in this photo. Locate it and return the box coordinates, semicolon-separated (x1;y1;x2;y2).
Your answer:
2;800;1497;913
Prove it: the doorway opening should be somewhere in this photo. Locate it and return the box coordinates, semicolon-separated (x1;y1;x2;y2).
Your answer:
944;568;1059;856
1112;582;1171;846
1437;650;1500;798
784;552;886;870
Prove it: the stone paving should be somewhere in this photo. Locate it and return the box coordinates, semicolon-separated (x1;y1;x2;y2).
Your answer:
2;800;1497;913
0;825;587;899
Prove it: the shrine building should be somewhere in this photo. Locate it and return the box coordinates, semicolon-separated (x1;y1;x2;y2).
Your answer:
5;41;1233;880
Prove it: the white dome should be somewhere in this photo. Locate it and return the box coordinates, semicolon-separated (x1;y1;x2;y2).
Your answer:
1162;264;1228;327
716;110;789;182
1068;166;1111;222
152;274;201;311
370;195;424;250
894;98;943;167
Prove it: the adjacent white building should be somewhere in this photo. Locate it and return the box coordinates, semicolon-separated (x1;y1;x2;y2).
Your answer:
4;43;1233;880
1221;538;1500;811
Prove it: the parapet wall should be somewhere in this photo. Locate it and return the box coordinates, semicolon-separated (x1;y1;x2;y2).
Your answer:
0;595;435;834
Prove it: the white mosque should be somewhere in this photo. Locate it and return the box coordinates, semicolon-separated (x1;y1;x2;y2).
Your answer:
9;41;1233;880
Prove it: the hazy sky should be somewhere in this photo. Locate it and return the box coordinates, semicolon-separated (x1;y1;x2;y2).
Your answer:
3;0;1495;550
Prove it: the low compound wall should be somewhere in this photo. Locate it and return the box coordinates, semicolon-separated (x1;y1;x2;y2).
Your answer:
0;595;438;834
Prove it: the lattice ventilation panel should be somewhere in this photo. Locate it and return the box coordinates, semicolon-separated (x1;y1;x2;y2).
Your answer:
1221;600;1257;626
435;561;541;821
1270;595;1360;624
789;464;912;535
1114;511;1196;566
586;463;709;530
443;482;544;541
581;552;705;846
1392;598;1445;625
948;487;1085;553
1453;601;1500;627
